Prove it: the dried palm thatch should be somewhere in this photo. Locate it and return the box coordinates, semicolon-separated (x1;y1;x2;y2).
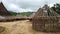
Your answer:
32;5;60;32
0;2;12;16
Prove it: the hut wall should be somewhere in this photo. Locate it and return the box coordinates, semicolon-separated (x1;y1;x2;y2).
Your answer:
32;16;60;32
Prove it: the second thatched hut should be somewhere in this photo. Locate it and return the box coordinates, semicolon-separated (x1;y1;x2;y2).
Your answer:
32;5;60;32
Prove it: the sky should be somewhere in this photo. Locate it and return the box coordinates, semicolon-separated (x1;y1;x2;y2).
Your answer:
0;0;60;13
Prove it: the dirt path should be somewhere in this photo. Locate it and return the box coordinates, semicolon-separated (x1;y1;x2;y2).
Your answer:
10;20;32;34
0;20;60;34
0;20;33;34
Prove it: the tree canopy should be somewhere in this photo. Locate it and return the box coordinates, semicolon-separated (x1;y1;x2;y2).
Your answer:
51;3;60;14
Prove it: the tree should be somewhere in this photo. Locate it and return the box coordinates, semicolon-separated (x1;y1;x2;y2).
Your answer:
51;3;60;14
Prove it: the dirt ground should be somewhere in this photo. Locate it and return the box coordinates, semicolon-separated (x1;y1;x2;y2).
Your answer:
0;20;60;34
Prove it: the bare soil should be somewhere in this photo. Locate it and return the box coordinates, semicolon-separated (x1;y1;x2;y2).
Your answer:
0;20;60;34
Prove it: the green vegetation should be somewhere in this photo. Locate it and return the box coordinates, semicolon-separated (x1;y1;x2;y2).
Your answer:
20;12;33;16
51;3;60;14
9;11;33;16
9;11;17;16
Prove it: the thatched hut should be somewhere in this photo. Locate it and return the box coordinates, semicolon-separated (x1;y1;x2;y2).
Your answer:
0;2;12;16
32;5;60;32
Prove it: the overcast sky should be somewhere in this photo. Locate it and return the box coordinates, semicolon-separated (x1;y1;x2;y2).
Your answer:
0;0;60;13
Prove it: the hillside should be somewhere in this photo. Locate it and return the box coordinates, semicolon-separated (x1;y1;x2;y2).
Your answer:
9;11;34;16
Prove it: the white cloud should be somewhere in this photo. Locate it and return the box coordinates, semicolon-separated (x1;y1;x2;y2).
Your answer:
8;4;33;13
1;0;60;12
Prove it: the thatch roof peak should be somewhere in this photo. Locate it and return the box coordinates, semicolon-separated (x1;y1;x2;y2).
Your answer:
34;4;59;17
0;2;12;16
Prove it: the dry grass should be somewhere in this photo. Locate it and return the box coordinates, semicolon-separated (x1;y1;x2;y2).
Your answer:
0;20;60;34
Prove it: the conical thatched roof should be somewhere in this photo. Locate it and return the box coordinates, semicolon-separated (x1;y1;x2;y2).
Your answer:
32;5;60;32
0;2;12;16
34;5;59;17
